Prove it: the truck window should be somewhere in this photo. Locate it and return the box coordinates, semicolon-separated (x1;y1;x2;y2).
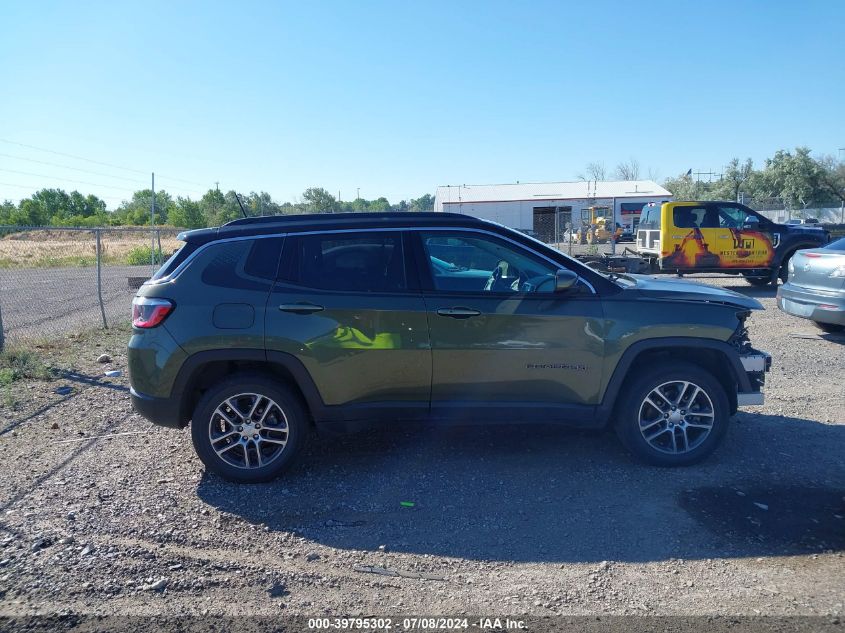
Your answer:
715;204;749;229
673;206;707;228
639;204;661;230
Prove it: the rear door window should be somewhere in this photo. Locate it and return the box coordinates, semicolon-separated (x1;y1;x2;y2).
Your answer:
284;232;406;292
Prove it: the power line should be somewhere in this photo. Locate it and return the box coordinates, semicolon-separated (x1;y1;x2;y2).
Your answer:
0;152;147;185
0;168;139;192
0;138;148;175
0;138;211;189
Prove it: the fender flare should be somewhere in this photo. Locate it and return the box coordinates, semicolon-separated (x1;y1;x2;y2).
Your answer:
170;348;327;424
596;337;749;422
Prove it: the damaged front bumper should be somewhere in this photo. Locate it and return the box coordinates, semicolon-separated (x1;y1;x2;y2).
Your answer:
736;350;771;407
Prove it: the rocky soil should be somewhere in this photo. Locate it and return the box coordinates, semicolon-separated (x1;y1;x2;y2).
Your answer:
0;277;842;626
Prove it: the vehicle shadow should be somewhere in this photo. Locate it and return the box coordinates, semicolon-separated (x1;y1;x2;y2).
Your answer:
196;414;844;564
719;283;779;298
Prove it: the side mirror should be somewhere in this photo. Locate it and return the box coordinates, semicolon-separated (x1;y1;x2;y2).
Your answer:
555;269;579;292
743;215;760;229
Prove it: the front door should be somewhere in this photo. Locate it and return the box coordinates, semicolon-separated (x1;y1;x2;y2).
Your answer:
701;203;776;270
411;229;605;421
265;230;431;417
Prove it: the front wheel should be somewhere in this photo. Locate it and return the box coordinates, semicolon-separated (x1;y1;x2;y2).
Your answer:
614;363;730;466
191;374;309;483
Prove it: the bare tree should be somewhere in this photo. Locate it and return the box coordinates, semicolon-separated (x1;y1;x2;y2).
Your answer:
613;158;641;181
647;166;661;182
577;161;607;181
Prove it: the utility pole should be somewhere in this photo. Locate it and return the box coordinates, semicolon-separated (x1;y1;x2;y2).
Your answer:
150;172;155;266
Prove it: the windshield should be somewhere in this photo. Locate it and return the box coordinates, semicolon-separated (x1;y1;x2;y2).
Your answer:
639;204;661;230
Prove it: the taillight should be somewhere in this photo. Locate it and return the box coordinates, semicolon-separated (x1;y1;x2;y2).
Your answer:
132;297;174;328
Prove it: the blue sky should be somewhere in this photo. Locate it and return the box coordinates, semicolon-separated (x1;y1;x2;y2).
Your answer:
1;0;843;208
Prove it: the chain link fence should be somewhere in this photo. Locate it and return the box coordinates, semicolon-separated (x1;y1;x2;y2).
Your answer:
0;226;184;348
531;208;620;258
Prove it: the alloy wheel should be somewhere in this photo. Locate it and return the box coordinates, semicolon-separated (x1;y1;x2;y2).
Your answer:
208;393;289;469
637;380;715;455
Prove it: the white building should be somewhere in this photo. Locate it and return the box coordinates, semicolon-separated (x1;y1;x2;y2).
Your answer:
434;180;673;240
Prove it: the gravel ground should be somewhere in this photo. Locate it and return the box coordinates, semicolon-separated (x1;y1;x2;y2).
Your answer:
0;276;842;623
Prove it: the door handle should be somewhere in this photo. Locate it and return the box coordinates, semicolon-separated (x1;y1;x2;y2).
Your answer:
436;307;481;319
279;303;325;314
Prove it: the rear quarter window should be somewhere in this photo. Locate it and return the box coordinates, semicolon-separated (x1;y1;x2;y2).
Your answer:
194;238;282;291
151;242;198;280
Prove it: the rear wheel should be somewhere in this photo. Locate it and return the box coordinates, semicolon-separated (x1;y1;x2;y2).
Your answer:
814;321;845;333
614;362;730;466
191;374;309;483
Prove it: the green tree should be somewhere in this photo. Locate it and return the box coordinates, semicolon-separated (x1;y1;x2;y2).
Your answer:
410;194;434;212
169;197;207;228
115;189;175;225
302;187;336;213
715;158;754;202
814;155;845;206
763;147;824;211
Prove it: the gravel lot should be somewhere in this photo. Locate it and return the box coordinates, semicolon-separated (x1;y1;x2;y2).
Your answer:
0;276;842;624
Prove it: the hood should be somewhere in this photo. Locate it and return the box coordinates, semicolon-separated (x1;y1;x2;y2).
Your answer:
622;275;763;310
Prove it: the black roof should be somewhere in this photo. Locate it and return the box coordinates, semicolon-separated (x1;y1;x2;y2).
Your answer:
179;212;487;244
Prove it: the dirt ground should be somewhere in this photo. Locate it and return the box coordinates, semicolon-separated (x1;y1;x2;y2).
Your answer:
0;276;842;626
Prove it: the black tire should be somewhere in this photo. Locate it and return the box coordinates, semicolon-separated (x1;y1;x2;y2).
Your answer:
744;275;772;287
813;321;845;333
614;362;730;467
778;254;793;284
190;373;309;483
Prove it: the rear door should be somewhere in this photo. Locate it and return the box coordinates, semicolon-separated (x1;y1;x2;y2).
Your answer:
265;230;431;417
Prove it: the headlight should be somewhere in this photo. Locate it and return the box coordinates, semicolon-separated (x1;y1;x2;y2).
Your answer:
830;264;845;278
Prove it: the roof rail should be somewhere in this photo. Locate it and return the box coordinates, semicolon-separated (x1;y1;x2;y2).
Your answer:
222;211;464;227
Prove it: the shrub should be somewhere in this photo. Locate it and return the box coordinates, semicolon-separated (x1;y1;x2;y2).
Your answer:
125;245;164;266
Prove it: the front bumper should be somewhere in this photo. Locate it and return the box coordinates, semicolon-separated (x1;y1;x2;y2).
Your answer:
777;283;845;326
736;349;771;408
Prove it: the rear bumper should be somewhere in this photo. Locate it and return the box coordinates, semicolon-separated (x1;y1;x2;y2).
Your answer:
777;283;845;326
130;387;183;429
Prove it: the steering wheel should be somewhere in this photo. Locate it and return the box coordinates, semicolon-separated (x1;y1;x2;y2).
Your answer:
484;260;523;292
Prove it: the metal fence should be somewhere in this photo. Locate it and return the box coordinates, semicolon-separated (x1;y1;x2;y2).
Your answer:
0;226;184;348
531;208;621;258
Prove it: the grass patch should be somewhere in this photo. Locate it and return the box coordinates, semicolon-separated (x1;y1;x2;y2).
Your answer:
0;347;55;386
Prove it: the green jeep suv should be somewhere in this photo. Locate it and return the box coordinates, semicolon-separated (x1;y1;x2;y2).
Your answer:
129;212;771;482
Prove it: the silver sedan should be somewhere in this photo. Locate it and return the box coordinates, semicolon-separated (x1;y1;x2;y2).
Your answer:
777;236;845;333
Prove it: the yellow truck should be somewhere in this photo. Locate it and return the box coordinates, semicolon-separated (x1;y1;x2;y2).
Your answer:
624;201;828;284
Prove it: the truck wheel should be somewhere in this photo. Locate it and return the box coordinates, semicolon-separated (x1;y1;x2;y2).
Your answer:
744;275;771;287
614;363;729;467
778;254;793;284
190;374;309;483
